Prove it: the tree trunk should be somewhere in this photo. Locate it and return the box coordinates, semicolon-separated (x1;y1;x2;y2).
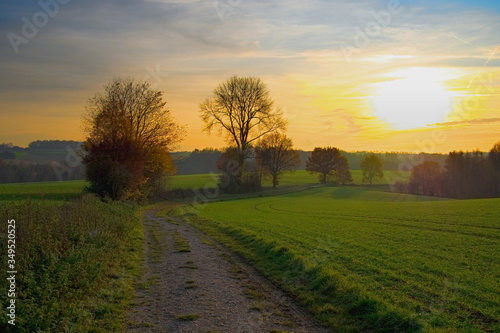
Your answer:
321;173;327;184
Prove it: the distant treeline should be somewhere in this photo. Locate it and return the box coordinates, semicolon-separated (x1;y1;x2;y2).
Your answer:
172;148;221;175
172;148;448;174
399;149;500;199
27;140;82;151
0;160;85;183
0;141;85;183
0;140;82;152
3;139;497;199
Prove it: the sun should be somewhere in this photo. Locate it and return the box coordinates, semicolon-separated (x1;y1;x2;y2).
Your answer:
371;67;456;130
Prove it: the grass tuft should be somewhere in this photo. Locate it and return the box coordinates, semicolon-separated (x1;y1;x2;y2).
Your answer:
176;313;200;321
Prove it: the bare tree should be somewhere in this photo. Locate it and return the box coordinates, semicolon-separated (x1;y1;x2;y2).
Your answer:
199;76;286;165
255;133;300;189
84;78;184;154
82;77;185;199
306;147;352;185
360;154;384;185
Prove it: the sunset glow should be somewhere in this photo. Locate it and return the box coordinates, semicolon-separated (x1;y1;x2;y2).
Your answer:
1;0;499;152
371;68;457;129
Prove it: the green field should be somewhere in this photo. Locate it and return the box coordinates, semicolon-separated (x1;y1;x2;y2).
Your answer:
185;187;500;332
0;170;410;201
0;180;87;201
170;170;410;189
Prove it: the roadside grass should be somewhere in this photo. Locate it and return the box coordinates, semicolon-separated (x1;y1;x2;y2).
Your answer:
0;195;144;332
180;187;499;332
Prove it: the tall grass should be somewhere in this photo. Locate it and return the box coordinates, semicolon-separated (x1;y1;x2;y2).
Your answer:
0;195;143;332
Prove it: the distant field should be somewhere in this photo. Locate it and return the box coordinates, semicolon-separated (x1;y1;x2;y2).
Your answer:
170;170;411;189
188;187;500;332
0;170;410;201
0;180;87;201
170;173;219;189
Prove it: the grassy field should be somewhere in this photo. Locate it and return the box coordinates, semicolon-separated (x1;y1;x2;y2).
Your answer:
0;180;87;201
181;187;500;332
170;170;411;189
0;170;410;201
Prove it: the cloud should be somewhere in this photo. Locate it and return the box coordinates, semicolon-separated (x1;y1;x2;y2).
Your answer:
1;0;499;150
432;117;500;127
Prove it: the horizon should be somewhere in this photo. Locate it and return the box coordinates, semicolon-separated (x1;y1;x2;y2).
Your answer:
3;138;497;155
1;0;499;153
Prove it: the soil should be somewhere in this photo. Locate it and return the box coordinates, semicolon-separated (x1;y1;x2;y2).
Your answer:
126;207;329;333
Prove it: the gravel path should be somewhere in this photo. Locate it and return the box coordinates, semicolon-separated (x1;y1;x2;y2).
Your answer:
126;207;329;333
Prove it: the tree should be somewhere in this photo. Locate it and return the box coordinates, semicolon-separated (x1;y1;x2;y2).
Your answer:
82;77;184;200
199;76;286;166
408;161;443;196
215;147;242;193
489;141;500;196
443;150;493;198
306;147;352;185
490;141;500;166
255;133;300;189
360;154;384;185
83;137;146;200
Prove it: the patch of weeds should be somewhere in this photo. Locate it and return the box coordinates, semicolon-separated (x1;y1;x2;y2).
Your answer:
251;301;267;311
173;231;191;253
201;237;213;245
279;320;296;328
155;209;180;225
185;280;198;289
176;314;200;321
136;274;159;291
218;252;229;259
179;261;198;269
229;264;245;280
244;283;264;300
148;220;168;262
179;265;198;269
272;309;283;317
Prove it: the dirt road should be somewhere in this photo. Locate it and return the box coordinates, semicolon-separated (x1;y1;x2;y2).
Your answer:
126;208;329;333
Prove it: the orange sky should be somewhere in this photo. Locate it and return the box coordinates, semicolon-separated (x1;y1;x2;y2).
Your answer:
1;0;499;153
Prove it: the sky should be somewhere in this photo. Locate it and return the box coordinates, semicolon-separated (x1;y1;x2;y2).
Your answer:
1;0;499;153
